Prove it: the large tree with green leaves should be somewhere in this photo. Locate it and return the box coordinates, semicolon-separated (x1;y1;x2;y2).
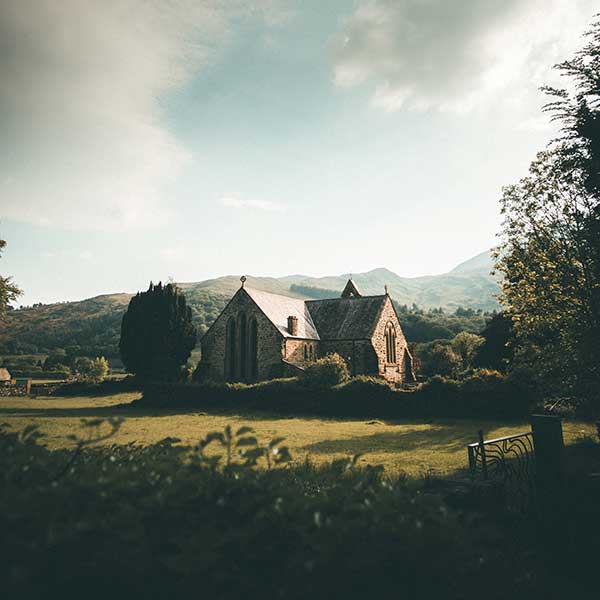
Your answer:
0;238;22;315
120;282;197;381
496;17;600;401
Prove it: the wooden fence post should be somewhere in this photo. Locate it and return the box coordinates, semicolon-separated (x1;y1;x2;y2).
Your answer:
530;414;564;490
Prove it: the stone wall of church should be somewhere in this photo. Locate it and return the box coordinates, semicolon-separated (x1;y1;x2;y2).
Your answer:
370;296;412;383
284;339;319;370
318;339;376;377
199;289;284;382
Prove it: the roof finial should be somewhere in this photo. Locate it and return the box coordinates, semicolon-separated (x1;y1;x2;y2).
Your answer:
384;284;388;295
240;275;247;288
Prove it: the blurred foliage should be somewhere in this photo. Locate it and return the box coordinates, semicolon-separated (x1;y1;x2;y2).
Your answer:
2;420;599;598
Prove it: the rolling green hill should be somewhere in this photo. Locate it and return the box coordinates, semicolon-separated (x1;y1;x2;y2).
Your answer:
0;251;499;358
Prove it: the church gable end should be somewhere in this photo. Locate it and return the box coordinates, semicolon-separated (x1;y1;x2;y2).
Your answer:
200;287;284;382
369;295;413;383
341;278;362;298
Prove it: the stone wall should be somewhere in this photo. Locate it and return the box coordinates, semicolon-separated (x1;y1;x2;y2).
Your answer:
284;339;318;370
200;289;284;382
370;296;412;383
318;339;376;377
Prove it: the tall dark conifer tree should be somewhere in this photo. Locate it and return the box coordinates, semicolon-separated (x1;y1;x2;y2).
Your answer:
120;282;197;380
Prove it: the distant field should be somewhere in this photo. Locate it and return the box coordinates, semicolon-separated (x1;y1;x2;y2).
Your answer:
0;393;595;476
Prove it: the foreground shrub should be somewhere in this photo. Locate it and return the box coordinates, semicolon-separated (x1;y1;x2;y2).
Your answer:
2;422;599;598
301;353;350;389
0;422;466;598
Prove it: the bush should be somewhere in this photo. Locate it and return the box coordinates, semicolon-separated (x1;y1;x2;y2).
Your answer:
74;356;109;383
416;371;534;418
301;353;350;390
336;375;392;398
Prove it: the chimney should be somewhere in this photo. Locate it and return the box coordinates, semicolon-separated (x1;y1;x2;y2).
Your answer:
287;315;298;336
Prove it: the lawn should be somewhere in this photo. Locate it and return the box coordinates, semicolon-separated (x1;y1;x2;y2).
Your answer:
0;392;595;476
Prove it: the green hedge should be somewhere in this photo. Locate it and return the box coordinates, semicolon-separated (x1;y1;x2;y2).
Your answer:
4;369;70;379
139;371;535;419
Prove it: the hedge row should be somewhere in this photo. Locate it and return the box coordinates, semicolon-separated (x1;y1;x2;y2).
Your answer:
3;370;69;379
139;371;535;419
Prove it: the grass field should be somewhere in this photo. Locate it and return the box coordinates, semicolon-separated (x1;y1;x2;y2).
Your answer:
0;392;595;476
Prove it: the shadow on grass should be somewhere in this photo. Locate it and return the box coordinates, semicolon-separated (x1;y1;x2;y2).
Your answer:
301;426;476;456
2;398;435;424
0;401;397;424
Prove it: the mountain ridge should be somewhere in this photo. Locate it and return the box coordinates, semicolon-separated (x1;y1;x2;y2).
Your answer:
0;250;499;357
18;249;498;311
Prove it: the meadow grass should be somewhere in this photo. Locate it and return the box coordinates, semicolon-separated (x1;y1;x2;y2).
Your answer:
0;392;595;476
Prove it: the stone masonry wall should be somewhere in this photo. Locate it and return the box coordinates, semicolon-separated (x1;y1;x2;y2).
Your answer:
200;289;284;382
370;296;411;383
318;339;376;377
284;339;319;370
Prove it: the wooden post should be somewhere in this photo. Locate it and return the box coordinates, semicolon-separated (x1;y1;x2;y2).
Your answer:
531;414;564;490
478;429;488;480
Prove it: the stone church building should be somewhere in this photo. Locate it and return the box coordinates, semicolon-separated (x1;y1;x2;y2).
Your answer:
198;277;415;384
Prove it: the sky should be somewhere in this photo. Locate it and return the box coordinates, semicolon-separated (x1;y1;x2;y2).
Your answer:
1;0;598;305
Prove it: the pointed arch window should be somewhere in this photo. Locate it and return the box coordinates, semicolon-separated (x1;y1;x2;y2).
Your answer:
304;344;309;361
385;322;397;364
248;318;258;381
225;318;237;381
238;312;247;380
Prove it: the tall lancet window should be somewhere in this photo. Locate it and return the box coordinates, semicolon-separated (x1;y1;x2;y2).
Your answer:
238;312;247;380
225;317;237;381
385;322;397;364
248;318;258;381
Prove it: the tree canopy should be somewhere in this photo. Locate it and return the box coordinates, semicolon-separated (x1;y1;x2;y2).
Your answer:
119;282;197;381
496;17;600;401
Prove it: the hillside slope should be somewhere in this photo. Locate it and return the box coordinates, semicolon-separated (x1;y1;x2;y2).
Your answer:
0;251;499;357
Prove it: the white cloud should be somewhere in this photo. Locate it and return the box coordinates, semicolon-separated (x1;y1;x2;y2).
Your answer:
220;195;285;212
332;0;598;114
0;1;288;231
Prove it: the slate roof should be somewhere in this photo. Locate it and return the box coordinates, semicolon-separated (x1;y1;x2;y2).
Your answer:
305;295;387;340
244;287;320;340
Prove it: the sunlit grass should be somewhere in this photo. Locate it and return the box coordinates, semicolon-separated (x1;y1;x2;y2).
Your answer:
0;393;595;476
